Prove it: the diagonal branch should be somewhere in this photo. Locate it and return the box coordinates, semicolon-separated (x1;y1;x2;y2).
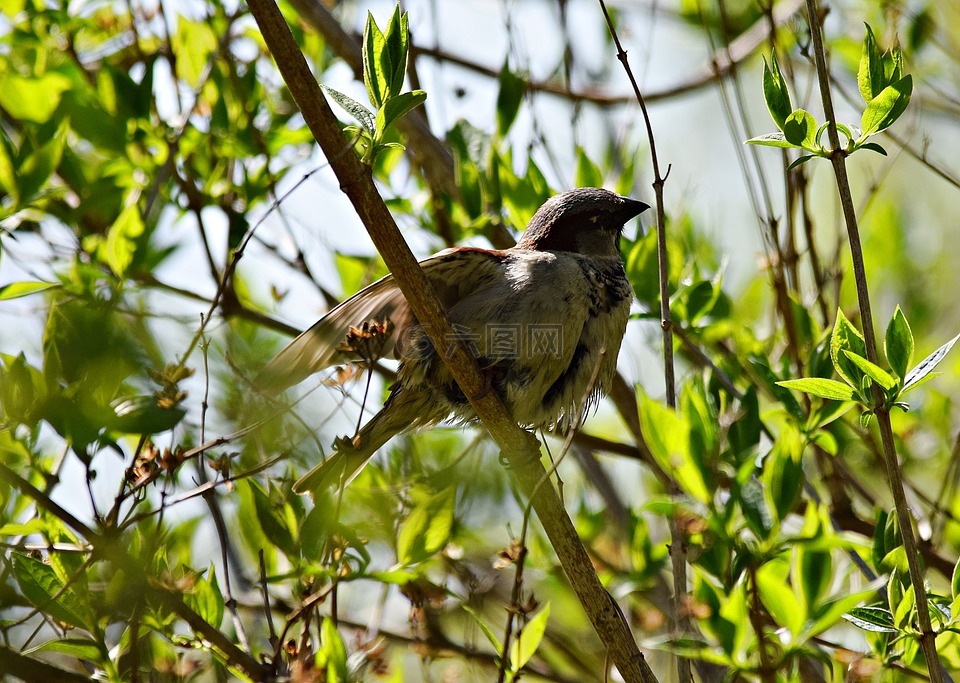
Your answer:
246;1;658;680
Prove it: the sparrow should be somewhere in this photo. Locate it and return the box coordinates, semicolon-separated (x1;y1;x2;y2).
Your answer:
256;187;649;492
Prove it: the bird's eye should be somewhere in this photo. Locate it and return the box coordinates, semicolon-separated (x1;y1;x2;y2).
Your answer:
589;215;599;224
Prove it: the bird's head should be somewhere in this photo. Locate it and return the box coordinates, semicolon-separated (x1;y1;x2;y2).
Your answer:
516;188;649;257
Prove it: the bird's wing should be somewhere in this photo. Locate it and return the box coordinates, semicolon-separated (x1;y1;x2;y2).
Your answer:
255;247;509;394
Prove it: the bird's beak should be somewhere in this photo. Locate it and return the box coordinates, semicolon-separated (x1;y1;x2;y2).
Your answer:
621;197;651;220
619;197;650;240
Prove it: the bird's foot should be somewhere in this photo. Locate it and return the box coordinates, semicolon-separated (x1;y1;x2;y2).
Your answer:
333;434;362;452
473;366;507;401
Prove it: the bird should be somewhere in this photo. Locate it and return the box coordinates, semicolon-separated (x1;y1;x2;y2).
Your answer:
256;187;649;492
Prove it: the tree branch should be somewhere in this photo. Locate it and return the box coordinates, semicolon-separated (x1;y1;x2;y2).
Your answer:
246;2;658;680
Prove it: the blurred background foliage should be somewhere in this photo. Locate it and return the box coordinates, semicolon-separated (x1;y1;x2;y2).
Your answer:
1;0;960;680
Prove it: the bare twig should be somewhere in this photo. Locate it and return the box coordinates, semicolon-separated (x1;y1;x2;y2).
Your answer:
596;5;690;682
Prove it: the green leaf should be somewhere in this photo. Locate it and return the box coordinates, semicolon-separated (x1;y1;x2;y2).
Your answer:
739;476;772;539
173;17;218;88
782;109;818;150
904;332;960;390
858;24;886;103
320;617;349;683
728;386;761;460
797;545;832;615
17;119;68;203
109;395;185;434
638;394;710;504
322;85;376;134
250;481;297;558
808;580;886;637
745;132;794;148
0;281;59;300
11;553;92;630
841;350;897;391
830;310;868;389
757;560;804;636
953;554;960;600
376;89;426;135
382;4;409;100
27;637;105;662
396;487;456;565
776;378;855;401
463;605;503;654
762;53;792;130
496;59;525;137
574;147;603;189
762;427;803;523
787;154;816;170
860;75;912;136
0;71;72;123
684;279;721;325
844;606;897;633
510;602;551;672
103;205;145;278
901;372;941;395
884;306;914;380
362;12;388;108
184;566;224;628
0;519;47;537
859;142;887;156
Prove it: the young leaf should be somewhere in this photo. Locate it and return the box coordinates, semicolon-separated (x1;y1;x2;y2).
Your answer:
745;132;793;148
382;5;409;100
952;554;960;599
859;142;887;156
496;59;525;137
322;86;376;134
903;332;960;390
776;378;856;401
782;109;818;150
510;602;551;672
104;205;145;278
463;605;503;654
575;147;603;190
830;310;868;389
884;306;914;380
185;565;225;628
787;154;816;170
376;89;426;135
27;638;105;662
762;54;792;130
841;350;897;391
362;12;388;108
397;487;456;565
858;23;886;103
860;75;912;136
11;553;92;630
320;617;349;682
639;394;710;504
757;560;804;636
0;281;59;299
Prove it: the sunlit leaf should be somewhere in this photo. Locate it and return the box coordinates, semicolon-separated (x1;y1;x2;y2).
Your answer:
510;602;551;671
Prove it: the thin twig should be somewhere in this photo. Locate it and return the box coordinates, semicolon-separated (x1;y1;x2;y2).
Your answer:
596;5;690;682
803;2;944;679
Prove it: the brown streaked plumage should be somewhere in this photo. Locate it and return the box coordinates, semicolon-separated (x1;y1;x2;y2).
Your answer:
256;187;649;492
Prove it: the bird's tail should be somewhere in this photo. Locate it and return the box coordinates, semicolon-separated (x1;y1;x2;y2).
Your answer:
292;388;427;493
